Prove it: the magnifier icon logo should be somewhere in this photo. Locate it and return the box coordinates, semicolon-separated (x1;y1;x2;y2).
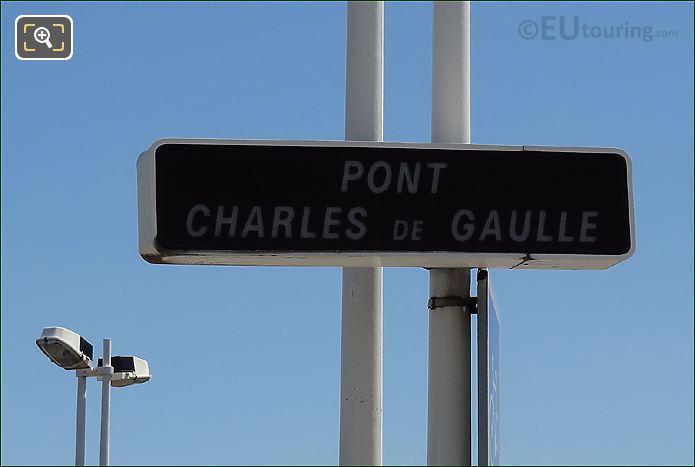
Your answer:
15;15;72;60
33;26;53;49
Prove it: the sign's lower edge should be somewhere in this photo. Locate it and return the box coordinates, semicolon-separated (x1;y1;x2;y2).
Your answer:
141;250;632;270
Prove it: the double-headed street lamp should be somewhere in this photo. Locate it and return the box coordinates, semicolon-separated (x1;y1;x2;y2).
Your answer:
36;327;150;466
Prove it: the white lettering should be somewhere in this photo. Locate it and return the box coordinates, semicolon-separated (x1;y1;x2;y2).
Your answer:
300;207;317;239
393;220;408;240
271;207;294;238
214;205;238;237
241;206;264;238
397;162;421;194
412;220;424;240
452;209;475;241
186;204;210;237
346;207;367;240
509;210;531;242
323;207;342;239
536;210;553;242
580;211;598;242
341;161;364;192
426;162;447;194
558;211;574;242
367;161;392;194
479;210;502;241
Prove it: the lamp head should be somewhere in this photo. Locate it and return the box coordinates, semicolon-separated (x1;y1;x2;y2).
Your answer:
98;356;151;387
36;327;93;370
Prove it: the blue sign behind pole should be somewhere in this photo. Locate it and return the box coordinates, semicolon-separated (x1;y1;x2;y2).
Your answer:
487;279;501;466
477;269;500;466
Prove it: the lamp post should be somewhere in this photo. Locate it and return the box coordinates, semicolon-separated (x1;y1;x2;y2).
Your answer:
36;327;93;466
36;327;151;466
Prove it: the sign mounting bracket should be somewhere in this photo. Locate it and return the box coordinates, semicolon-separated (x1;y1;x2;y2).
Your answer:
427;296;477;313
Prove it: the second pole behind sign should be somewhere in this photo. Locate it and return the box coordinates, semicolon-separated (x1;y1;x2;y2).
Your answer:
339;2;384;465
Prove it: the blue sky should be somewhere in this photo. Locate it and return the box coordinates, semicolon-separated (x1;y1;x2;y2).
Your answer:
1;2;693;465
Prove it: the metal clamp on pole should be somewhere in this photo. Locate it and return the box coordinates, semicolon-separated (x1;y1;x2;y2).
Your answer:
428;296;477;312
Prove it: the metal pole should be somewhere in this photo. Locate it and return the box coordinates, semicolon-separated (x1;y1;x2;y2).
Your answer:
75;375;87;466
99;338;112;466
431;1;470;145
477;269;490;466
427;2;471;466
340;2;384;465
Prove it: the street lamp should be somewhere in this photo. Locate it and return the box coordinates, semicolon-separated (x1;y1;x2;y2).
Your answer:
36;327;92;466
36;327;150;466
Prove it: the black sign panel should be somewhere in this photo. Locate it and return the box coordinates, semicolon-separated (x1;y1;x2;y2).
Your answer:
137;140;634;269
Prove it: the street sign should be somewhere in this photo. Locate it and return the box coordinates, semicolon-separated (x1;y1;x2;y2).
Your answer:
477;269;500;466
137;139;634;269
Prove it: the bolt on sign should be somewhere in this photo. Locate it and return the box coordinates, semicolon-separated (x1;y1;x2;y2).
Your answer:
137;140;635;269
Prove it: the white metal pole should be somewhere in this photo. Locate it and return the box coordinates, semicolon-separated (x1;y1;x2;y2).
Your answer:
340;2;384;466
431;1;470;145
99;338;112;466
427;269;471;465
428;2;471;466
75;375;87;466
